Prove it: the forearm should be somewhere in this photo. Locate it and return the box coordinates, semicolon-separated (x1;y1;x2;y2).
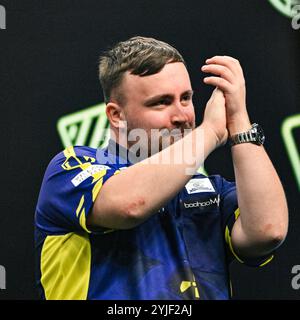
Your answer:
202;55;288;257
230;131;288;255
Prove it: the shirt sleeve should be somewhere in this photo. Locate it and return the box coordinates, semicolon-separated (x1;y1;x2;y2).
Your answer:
219;176;275;267
35;146;119;235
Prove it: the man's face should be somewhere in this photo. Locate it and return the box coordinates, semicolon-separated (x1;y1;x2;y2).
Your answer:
118;62;196;155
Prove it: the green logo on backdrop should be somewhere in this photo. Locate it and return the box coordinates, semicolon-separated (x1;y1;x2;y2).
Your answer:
281;114;300;191
268;0;300;18
57;102;110;148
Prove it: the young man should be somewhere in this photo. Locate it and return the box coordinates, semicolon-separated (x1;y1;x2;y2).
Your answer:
35;36;288;300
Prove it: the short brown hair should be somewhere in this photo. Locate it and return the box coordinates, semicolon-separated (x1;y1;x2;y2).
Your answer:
98;36;186;104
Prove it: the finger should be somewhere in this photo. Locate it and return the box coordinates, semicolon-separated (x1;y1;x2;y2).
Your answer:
203;76;232;93
206;55;239;65
201;64;235;84
205;56;242;76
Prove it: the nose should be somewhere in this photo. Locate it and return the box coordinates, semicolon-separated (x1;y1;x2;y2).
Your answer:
170;103;189;127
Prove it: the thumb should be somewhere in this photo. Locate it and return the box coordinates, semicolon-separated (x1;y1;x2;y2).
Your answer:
210;87;225;102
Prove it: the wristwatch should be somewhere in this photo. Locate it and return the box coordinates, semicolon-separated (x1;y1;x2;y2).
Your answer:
229;123;265;146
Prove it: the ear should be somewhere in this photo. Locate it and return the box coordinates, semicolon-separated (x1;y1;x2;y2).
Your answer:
106;102;126;129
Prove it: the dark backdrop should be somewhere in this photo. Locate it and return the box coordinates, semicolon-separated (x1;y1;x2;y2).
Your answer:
0;0;299;299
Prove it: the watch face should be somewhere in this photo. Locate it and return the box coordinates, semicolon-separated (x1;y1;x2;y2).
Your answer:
253;124;265;145
259;134;265;145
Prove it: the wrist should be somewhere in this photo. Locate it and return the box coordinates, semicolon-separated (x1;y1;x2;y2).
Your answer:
200;121;227;150
227;113;251;136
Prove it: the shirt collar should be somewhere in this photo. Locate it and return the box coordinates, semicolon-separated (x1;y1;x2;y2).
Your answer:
106;139;137;165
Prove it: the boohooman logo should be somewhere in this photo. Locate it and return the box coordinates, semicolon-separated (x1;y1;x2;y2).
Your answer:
183;195;220;209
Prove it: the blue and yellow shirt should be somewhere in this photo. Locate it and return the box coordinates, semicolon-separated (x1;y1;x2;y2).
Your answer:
35;140;273;300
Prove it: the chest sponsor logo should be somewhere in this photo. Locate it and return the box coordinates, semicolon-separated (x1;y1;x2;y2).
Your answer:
182;195;220;210
185;178;215;194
